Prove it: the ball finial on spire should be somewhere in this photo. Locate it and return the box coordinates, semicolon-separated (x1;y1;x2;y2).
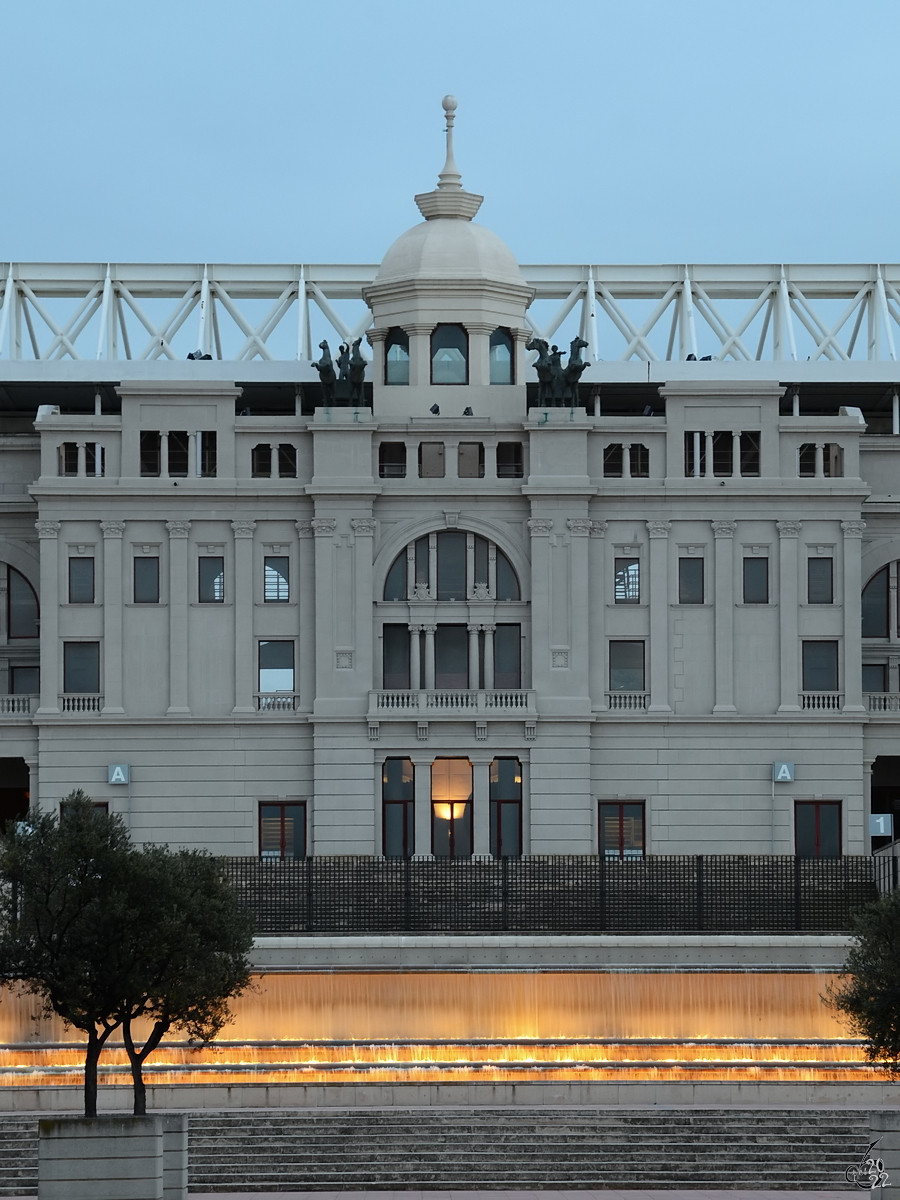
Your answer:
442;94;458;115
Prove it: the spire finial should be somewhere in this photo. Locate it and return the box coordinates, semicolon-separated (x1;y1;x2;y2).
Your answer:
437;94;462;191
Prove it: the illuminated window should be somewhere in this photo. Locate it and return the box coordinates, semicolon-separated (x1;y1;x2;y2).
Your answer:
259;801;306;860
490;757;522;858
431;758;472;858
599;802;645;859
383;758;415;857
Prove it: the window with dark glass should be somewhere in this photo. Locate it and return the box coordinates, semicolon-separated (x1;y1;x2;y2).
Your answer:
278;444;297;477
798;443;816;477
382;533;521;603
684;432;706;477
743;557;768;604
431;324;468;385
712;431;732;476
863;567;889;637
489;328;513;385
134;557;160;604
199;431;217;477
383;624;411;689
7;567;39;638
599;801;645;859
458;442;484;478
379;442;407;478
198;556;224;603
60;800;109;820
678;557;704;604
140;431;161;477
436;531;466;601
85;444;104;477
629;444;650;478
808;558;834;604
496;442;523;478
431;758;472;858
802;641;839;691
614;558;640;603
418;442;445;478
10;666;39;694
258;641;294;695
740;432;761;476
59;443;78;476
435;625;468;688
494;625;521;689
68;558;94;605
385;327;410;385
474;536;489;590
167;431;189;476
795;800;841;858
496;550;520;600
259;801;306;859
383;758;414;857
863;663;887;692
252;444;272;477
384;553;408;601
415;536;429;591
603;444;624;477
63;642;100;693
490;757;522;857
264;556;290;602
609;641;644;691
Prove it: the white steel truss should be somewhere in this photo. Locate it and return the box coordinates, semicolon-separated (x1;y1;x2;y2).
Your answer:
1;261;899;365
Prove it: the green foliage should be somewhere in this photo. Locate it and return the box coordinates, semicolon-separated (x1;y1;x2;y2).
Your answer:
826;886;900;1076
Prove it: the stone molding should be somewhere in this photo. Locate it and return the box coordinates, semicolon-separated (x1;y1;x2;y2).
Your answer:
566;518;593;536
711;521;737;539
841;520;866;539
295;520;313;538
231;520;257;539
776;520;802;539
35;521;61;539
646;520;672;539
589;520;608;538
527;518;553;537
166;520;191;539
100;521;126;540
311;518;337;537
351;518;377;537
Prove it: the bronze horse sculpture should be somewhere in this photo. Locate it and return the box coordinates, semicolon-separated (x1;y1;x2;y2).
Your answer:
312;340;336;405
348;338;366;406
527;335;590;406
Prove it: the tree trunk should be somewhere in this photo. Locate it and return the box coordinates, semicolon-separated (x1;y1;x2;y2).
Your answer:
123;1017;167;1117
83;1031;101;1118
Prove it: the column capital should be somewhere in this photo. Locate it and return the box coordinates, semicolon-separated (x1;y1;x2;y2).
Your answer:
408;624;425;633
351;518;377;537
465;321;496;336
35;520;61;540
589;520;608;538
100;521;126;540
841;520;867;539
295;520;313;538
646;520;671;539
711;520;737;539
366;326;389;345
231;520;257;539
166;520;191;539
566;518;593;537
421;624;437;635
776;520;802;539
527;518;553;537
311;518;337;537
402;322;434;336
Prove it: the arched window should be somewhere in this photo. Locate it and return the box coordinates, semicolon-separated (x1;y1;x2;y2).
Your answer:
7;566;39;639
863;567;889;638
383;532;521;601
489;327;513;385
384;327;409;386
431;324;468;385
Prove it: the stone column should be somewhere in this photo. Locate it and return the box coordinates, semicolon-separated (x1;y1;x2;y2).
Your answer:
704;432;714;478
413;755;432;855
482;626;495;690
100;521;126;715
166;520;191;715
527;518;553;695
406;323;432;388
36;520;61;714
409;625;422;691
590;521;608;710
160;433;169;479
231;520;256;714
351;519;377;695
472;755;491;855
777;520;802;712
76;442;86;478
732;431;742;476
646;520;672;712
23;756;38;811
311;517;337;703
711;520;737;713
815;443;825;478
622;444;632;479
841;520;866;712
423;626;436;690
468;624;480;690
366;327;387;389
271;444;280;479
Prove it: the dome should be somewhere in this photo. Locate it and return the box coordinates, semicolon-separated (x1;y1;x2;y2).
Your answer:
375;218;527;287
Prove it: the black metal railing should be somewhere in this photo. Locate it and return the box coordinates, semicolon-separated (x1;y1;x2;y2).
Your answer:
221;854;896;935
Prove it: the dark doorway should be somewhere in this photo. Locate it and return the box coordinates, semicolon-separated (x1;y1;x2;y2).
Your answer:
871;756;900;851
0;758;30;828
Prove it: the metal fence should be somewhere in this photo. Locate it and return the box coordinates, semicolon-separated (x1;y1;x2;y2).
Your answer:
221;854;899;935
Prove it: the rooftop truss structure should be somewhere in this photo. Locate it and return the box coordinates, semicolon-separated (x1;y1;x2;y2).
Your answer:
1;262;899;369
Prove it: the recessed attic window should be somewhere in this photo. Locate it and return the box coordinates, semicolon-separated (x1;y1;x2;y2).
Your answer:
431;324;468;385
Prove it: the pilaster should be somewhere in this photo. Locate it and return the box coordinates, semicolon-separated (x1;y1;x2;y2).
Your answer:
166;520;191;715
841;520;866;713
231;520;256;714
590;521;608;710
35;521;60;715
100;521;126;715
351;518;376;694
646;520;671;712
777;520;801;712
711;520;736;713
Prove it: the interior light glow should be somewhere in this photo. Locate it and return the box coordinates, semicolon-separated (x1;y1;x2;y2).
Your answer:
433;803;468;821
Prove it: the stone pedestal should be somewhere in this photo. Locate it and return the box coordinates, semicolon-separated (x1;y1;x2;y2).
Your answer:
38;1114;188;1200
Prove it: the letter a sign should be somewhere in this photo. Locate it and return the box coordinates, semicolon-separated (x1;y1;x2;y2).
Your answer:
772;762;794;782
108;764;130;785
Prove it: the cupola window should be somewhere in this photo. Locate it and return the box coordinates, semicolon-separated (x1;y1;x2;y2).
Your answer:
431;324;468;385
489;327;514;385
384;328;410;385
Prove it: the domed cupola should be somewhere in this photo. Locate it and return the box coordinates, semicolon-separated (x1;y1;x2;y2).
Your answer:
364;98;533;413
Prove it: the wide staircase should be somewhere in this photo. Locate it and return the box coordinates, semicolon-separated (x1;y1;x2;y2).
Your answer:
0;1107;873;1193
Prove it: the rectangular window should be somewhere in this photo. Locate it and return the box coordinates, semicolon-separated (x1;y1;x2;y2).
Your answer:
795;800;841;858
742;557;769;604
59;443;78;476
259;801;306;859
678;557;704;604
198;556;225;603
496;442;523;479
490;757;523;858
603;443;623;477
383;758;415;858
133;557;160;604
435;625;468;689
251;444;272;478
199;431;217;477
63;642;100;694
609;641;645;691
599;801;645;859
863;663;887;692
264;556;290;602
798;443;816;477
436;530;466;601
258;640;294;694
140;431;161;477
614;558;640;603
419;442;445;478
802;641;839;692
277;444;297;478
85;444;104;477
712;431;732;476
167;431;189;476
383;624;411;689
457;442;485;479
431;758;473;859
629;444;650;478
10;666;39;694
60;800;108;820
740;432;761;476
379;442;407;479
68;558;95;605
826;443;844;478
493;624;521;689
808;558;834;604
684;432;706;477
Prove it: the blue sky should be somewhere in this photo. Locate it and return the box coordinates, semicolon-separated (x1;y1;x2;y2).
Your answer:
2;0;897;266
